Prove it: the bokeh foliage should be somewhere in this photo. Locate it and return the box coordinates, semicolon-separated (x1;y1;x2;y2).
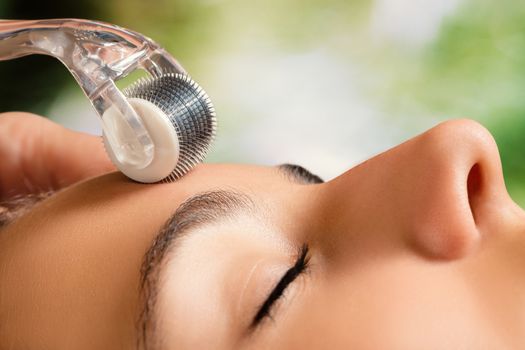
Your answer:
364;0;525;204
1;0;524;205
426;0;525;205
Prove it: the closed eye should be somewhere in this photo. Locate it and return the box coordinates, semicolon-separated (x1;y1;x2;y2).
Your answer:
251;245;310;327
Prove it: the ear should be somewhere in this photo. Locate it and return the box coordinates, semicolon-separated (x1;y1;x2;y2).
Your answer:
0;112;115;200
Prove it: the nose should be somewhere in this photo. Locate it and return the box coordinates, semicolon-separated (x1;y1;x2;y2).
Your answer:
319;119;518;260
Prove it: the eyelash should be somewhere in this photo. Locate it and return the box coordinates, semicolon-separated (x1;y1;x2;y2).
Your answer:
251;244;310;327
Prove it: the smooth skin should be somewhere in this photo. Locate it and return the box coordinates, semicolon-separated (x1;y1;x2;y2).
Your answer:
0;113;524;349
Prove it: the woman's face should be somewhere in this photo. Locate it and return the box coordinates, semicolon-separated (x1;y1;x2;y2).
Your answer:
1;119;525;349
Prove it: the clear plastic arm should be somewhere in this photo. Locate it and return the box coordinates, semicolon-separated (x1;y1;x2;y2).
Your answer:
0;18;186;169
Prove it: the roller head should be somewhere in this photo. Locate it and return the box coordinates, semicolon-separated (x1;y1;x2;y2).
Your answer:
103;73;216;183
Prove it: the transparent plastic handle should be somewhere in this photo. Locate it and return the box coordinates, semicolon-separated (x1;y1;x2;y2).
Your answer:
0;18;186;169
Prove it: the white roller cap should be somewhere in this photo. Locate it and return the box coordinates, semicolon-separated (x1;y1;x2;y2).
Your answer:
102;97;179;183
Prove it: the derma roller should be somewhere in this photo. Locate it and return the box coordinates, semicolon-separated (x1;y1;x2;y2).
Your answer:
0;18;216;182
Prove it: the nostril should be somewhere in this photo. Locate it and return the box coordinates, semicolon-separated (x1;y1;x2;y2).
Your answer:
467;163;483;224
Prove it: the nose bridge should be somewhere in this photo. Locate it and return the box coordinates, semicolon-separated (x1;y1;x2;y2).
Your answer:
319;119;512;261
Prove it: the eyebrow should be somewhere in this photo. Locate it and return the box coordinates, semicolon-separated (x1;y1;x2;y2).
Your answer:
277;163;324;185
137;164;323;349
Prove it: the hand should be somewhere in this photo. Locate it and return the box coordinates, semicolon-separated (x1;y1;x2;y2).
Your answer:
0;112;116;201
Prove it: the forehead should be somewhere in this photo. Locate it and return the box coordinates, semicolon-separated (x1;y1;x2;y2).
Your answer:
169;163;290;193
0;163;309;348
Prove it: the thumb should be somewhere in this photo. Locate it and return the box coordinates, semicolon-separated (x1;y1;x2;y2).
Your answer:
0;112;116;200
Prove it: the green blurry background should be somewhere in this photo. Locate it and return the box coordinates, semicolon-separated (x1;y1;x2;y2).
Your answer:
1;0;525;206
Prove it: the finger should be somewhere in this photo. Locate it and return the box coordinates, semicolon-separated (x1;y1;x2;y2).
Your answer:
0;112;116;200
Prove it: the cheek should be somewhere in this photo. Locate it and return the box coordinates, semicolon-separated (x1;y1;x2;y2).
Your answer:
0;204;162;348
255;257;502;349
